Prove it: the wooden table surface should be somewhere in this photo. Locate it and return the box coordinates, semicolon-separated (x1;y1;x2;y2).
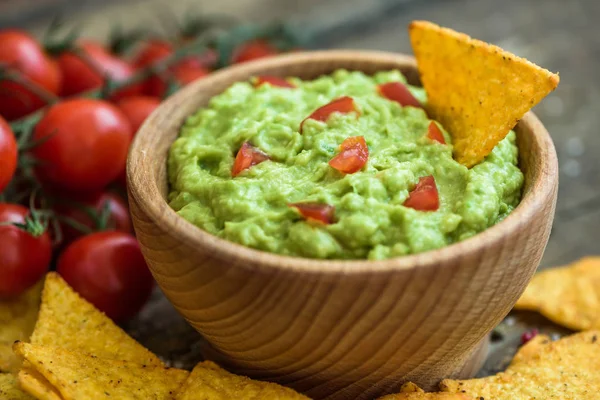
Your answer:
4;0;597;389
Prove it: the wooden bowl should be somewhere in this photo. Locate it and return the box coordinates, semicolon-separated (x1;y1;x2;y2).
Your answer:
127;50;558;400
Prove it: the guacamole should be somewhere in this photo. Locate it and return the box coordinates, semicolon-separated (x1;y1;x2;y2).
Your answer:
167;69;524;260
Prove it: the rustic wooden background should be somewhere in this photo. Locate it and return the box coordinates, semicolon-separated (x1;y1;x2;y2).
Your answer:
2;0;596;386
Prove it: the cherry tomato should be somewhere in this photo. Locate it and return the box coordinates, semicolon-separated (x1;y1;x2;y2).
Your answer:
57;41;141;100
133;40;211;98
427;121;446;144
32;99;132;193
231;39;278;64
378;82;421;108
289;202;335;224
300;96;358;132
403;176;439;211
232;142;270;176
57;231;154;321
54;191;132;245
253;76;295;88
114;96;160;186
0;203;52;298
0;30;61;120
0;116;17;192
329;136;369;174
116;96;160;134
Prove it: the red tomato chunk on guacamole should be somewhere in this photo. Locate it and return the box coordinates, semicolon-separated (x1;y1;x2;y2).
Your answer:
167;69;524;259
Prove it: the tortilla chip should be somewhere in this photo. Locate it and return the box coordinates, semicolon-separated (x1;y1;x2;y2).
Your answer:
175;360;309;399
0;281;42;372
440;330;600;399
514;257;600;330
408;20;559;167
13;341;188;400
377;394;473;400
17;369;61;400
30;272;162;365
508;334;551;367
0;372;34;400
376;382;474;399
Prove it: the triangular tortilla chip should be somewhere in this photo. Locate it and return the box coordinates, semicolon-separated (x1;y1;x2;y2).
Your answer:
30;272;162;365
440;331;600;399
175;360;309;399
508;334;551;367
0;281;42;372
13;342;188;400
376;382;474;399
514;257;600;330
17;369;60;400
409;20;559;167
0;372;34;400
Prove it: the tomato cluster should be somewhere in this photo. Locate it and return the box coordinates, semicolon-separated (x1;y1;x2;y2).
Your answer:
0;26;289;321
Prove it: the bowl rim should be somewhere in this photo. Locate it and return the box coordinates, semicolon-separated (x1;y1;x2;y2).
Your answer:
127;49;558;276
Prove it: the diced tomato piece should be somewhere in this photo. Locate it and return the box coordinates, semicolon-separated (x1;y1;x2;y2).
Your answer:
254;76;295;88
378;82;421;108
329;136;369;174
300;96;358;132
427;121;446;144
231;39;278;64
403;176;439;211
289;202;335;224
232;142;270;176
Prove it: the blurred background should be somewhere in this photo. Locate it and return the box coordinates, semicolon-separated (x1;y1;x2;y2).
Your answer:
2;0;594;269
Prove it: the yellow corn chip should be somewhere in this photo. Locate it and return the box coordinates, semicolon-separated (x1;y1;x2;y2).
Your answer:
408;20;559;167
508;334;551;367
17;369;60;400
0;281;42;372
0;372;34;400
440;330;600;399
376;382;474;399
514;257;600;330
13;341;188;400
175;360;309;400
30;272;162;365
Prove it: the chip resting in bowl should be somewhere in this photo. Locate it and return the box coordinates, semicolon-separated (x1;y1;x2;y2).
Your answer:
409;20;559;167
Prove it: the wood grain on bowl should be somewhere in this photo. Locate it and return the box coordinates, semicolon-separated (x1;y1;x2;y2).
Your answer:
126;51;558;400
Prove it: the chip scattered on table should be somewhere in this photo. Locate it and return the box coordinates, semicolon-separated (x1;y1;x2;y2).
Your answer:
376;381;474;399
30;272;162;366
408;20;559;167
514;256;600;330
18;368;61;400
440;330;600;399
0;372;34;400
175;360;310;400
14;341;188;400
508;334;551;367
0;281;42;373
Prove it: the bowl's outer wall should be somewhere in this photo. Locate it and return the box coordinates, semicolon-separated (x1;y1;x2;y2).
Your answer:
127;51;558;400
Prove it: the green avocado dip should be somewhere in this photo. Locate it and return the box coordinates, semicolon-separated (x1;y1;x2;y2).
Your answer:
167;69;524;260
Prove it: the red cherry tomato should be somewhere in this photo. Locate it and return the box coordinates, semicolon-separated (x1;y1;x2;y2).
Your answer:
232;142;270;177
116;96;160;134
289;202;335;224
31;99;132;193
133;40;211;98
329;136;369;174
231;39;278;64
57;41;141;100
253;76;295;88
0;116;17;192
54;191;132;245
114;96;160;186
57;231;154;322
0;30;61;120
378;82;421;108
300;96;358;132
0;203;52;298
427;121;446;144
403;176;439;211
